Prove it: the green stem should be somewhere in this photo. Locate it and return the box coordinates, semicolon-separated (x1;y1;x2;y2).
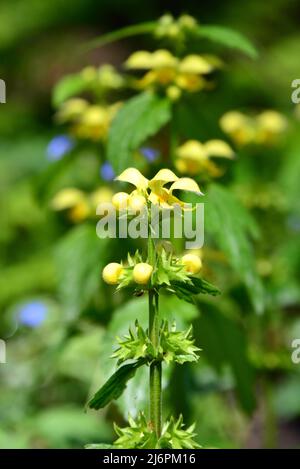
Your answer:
147;221;162;438
149;289;162;438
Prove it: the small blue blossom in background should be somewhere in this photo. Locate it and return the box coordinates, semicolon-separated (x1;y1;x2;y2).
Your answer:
140;147;160;163
18;301;48;328
100;161;115;181
47;135;74;161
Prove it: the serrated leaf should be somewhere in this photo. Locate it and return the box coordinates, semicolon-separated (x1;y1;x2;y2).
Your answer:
205;184;264;314
52;73;87;107
196;25;258;59
88;360;146;410
107;92;171;173
169;277;220;303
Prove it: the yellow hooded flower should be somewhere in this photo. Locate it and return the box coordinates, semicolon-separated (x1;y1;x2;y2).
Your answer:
220;110;287;146
72;103;121;141
125;49;217;94
175;139;234;177
114;168;203;209
51;188;91;223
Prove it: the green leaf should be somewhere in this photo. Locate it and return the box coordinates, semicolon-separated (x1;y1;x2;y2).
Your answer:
196;25;258;59
195;302;256;413
107;92;171;173
52;73;87;107
205;184;264;314
169;277;220;303
85;22;157;50
88;360;146;410
55;224;109;319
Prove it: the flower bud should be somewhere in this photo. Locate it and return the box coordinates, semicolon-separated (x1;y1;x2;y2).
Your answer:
112;192;129;210
166;85;182;101
129;194;147;212
102;263;123;285
133;263;153;285
181;253;202;274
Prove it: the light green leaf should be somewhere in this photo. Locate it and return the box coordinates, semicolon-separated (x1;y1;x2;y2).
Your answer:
107;92;171;173
52;73;87;107
85;22;157;50
55;224;109;319
196;25;258;59
205;184;264;314
88;360;146;410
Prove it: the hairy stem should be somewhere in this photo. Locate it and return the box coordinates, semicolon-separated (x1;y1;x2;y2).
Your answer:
147;225;162;437
149;289;161;437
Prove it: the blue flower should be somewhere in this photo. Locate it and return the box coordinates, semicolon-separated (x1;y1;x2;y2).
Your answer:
47;135;74;161
140;147;160;163
100;162;115;181
18;301;48;328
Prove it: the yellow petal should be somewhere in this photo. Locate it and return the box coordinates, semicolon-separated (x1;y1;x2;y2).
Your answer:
151;169;179;183
51;188;86;210
204;139;235;159
176;140;207;161
116;168;149;190
219;111;248;133
125;51;154;69
151;50;178;69
256;110;287;133
179;55;213;74
170;178;203;195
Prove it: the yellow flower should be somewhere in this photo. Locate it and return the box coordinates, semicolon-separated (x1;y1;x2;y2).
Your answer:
56;98;89;123
102;263;124;285
115;167;203;209
220;110;287;146
256;110;287;144
72;103;120;141
51;188;91;222
125;50;178;70
133;263;153;285
175;139;234;177
125;49;217;94
90;187;114;210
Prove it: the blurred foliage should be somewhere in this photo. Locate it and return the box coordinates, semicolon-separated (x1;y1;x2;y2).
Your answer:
0;0;300;449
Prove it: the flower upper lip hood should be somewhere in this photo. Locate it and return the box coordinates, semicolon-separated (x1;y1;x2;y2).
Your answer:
115;167;203;208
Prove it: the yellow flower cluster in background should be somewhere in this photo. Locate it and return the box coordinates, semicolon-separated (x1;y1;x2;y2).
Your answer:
125;49;221;98
220;110;287;146
114;167;203;209
51;187;113;223
56;99;121;142
81;64;124;91
154;14;197;41
175;139;234;177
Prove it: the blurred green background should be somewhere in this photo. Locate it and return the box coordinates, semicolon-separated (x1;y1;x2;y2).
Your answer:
0;0;300;449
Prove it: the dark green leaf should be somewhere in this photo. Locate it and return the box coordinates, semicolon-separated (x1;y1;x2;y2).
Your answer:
88;360;146;410
205;184;264;314
169;277;220;303
196;25;258;59
195;302;256;413
107;92;171;173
